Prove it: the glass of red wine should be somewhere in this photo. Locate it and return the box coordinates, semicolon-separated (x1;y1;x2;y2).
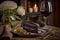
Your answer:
40;0;52;28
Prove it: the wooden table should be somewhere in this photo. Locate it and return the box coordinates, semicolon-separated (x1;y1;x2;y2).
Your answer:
11;26;60;40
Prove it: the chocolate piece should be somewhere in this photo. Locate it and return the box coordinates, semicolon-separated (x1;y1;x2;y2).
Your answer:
21;21;38;33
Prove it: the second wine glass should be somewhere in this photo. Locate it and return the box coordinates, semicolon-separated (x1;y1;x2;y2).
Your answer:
40;0;52;28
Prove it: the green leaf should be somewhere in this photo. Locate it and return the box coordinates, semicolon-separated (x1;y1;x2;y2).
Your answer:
9;17;15;27
14;15;21;21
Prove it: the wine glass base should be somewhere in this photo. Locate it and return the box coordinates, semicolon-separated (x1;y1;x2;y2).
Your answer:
42;25;48;29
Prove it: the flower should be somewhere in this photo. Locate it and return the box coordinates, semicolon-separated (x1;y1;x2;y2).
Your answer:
0;1;17;10
17;6;25;16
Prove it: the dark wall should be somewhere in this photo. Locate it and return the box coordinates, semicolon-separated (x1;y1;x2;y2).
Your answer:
0;0;6;3
53;0;60;27
11;0;21;5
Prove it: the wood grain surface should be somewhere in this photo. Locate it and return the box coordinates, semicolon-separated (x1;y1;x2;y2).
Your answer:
11;26;60;40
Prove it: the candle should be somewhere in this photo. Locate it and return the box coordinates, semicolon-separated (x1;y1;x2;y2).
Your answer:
33;4;38;12
29;8;33;12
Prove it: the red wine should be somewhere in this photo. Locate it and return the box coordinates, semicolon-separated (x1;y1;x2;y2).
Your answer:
41;11;51;17
40;0;52;17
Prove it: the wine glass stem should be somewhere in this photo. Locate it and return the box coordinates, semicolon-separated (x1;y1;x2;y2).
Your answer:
42;16;49;29
44;17;48;25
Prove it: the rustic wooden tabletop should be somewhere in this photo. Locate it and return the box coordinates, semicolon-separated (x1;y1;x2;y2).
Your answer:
11;26;60;40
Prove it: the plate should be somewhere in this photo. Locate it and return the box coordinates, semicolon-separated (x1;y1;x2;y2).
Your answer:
12;31;40;38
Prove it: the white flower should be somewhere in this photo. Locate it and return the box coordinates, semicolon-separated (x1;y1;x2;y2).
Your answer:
0;1;17;10
17;6;25;16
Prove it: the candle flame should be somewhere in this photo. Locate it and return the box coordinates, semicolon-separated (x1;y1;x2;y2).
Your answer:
34;4;37;7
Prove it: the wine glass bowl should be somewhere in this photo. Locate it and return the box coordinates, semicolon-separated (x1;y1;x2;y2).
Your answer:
40;0;52;17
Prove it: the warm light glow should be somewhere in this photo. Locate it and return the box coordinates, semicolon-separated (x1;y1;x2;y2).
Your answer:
34;4;37;7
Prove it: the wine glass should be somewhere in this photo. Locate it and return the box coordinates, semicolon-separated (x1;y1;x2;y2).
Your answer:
40;0;52;28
